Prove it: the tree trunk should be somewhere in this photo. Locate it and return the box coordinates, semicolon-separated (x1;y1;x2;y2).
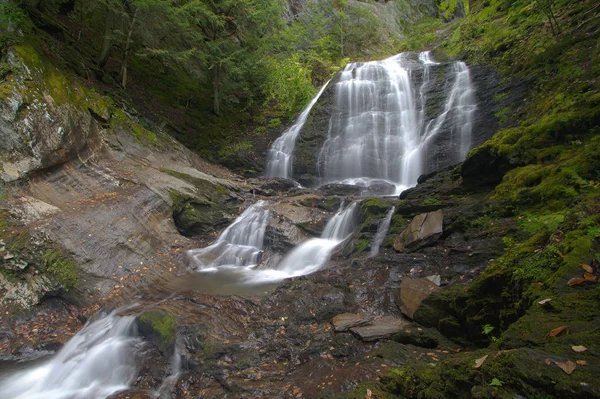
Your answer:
97;7;113;68
121;6;138;88
213;64;221;116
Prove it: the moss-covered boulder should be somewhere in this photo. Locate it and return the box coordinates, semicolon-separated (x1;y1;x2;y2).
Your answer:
138;310;176;355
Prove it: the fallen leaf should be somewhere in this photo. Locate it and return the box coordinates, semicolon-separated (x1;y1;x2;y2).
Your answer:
474;355;488;369
567;278;587;287
572;345;588;353
544;358;552;365
538;298;552;305
366;388;372;398
554;360;576;374
550;326;568;337
583;272;597;281
576;360;587;366
582;264;594;273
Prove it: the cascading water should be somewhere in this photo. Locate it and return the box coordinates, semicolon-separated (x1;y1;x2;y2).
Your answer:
305;51;476;194
186;200;358;285
369;206;395;258
0;312;141;399
268;201;358;279
188;200;270;271
265;82;330;179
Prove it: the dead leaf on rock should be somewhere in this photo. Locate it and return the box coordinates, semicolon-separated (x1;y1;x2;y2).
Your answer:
567;278;587;287
474;355;488;369
572;345;588;352
576;360;587;366
537;298;552;305
582;264;594;273
554;360;576;375
583;272;597;281
550;326;568;337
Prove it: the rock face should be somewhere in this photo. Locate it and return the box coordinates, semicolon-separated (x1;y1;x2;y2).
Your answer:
0;44;240;311
395;278;441;319
393;210;443;252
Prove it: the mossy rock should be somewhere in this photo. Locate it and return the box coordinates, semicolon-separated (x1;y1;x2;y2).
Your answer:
138;310;176;354
168;178;238;237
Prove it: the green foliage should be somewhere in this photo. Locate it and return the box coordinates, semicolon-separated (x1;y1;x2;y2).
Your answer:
489;377;503;387
482;323;495;336
262;54;316;117
439;0;469;19
0;3;26;53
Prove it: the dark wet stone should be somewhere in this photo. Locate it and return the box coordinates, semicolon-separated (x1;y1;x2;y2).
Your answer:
350;317;408;341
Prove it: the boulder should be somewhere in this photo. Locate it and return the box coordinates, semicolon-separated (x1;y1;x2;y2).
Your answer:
395;278;441;319
393;210;443;252
318;183;362;196
331;313;373;332
350;317;408;341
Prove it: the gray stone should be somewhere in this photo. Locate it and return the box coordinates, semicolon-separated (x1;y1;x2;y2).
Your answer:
350;317;408;341
331;313;373;332
426;274;441;286
395;278;441;319
393;210;443;252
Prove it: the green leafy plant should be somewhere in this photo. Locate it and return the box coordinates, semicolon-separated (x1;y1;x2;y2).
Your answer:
489;377;503;387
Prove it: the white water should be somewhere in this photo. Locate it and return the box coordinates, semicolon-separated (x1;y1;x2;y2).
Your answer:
188;200;270;271
269;201;358;280
315;51;475;194
265;82;330;179
189;201;358;285
0;312;141;399
369;206;395;258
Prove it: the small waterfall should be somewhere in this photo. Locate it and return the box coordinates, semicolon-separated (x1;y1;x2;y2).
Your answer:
272;201;358;278
0;312;141;399
265;82;330;179
188;201;270;271
308;51;476;194
369;206;395;258
421;61;476;160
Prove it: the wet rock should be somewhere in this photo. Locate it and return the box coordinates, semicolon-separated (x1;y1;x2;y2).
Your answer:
318;184;362;196
393;326;456;349
350;317;408;341
395;278;441;319
332;313;373;332
258;178;299;194
360;181;397;196
393;210;443;253
107;389;155;399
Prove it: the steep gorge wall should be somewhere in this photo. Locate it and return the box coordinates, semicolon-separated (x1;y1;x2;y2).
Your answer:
0;41;243;312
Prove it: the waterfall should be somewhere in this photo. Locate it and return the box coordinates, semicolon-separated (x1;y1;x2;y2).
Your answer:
369;206;395;258
271;201;358;278
0;312;141;399
265;82;330;179
292;51;475;194
187;200;270;271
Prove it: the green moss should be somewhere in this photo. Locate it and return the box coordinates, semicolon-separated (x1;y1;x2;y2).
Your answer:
40;247;78;290
139;310;176;352
353;237;370;254
423;198;441;206
360;198;391;218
